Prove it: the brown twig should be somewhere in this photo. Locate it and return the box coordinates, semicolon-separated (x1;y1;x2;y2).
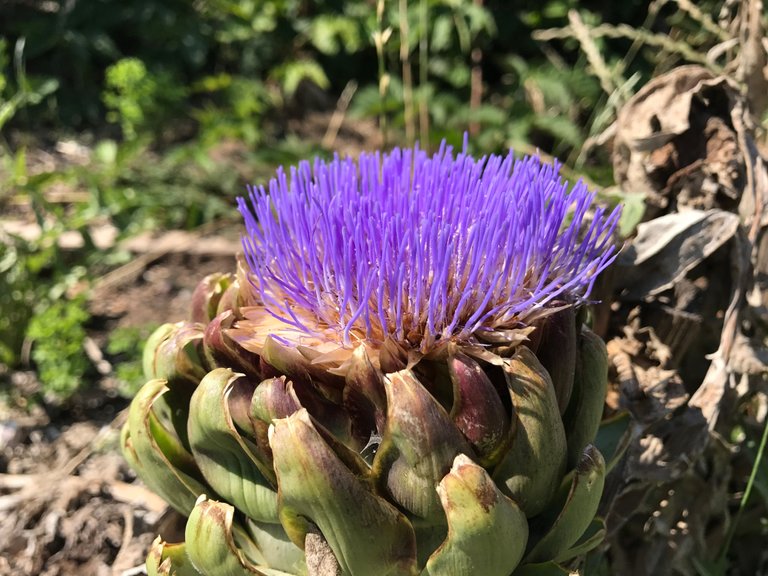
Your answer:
322;80;358;150
400;0;416;145
468;0;484;136
736;0;768;120
418;0;429;147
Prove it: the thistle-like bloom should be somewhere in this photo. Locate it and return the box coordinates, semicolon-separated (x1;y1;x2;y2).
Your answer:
124;140;623;576
238;141;620;352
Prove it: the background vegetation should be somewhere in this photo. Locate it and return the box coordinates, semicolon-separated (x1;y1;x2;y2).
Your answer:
0;0;755;395
0;0;739;398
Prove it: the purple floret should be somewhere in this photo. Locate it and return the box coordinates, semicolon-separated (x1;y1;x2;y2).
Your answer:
238;141;621;350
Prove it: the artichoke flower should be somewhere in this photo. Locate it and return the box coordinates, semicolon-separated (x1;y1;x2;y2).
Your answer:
122;141;621;576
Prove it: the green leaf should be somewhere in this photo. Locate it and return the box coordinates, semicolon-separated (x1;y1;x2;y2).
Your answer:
308;15;361;55
244;520;307;575
533;115;582;147
422;454;529;576
692;556;725;576
146;537;202;576
593;411;631;473
617;192;646;237
372;369;472;522
122;379;208;515
94;139;118;165
448;352;510;467
185;497;291;576
493;347;567;517
600;190;645;238
525;445;606;564
553;517;606;562
143;322;208;385
562;326;609;469
272;60;329;98
187;368;279;523
270;409;419;576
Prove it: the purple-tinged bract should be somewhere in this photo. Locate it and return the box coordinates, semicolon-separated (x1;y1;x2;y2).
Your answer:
238;142;620;351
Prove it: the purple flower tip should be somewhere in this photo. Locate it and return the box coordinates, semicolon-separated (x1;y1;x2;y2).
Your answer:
238;141;621;351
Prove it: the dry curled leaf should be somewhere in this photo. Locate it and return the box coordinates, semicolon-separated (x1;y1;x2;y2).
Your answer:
613;65;747;218
617;210;740;300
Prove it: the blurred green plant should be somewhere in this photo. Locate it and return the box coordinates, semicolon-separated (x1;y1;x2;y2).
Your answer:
0;240;35;366
0;37;59;204
0;37;59;133
103;58;186;140
192;76;275;147
26;296;91;399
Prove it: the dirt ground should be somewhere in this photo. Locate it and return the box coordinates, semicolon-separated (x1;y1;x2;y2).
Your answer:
0;240;238;576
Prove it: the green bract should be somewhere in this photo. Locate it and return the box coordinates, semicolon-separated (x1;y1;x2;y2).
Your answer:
124;145;620;575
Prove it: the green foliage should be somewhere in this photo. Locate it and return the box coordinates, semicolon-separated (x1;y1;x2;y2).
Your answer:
77;138;242;233
272;60;330;98
0;241;35;365
308;14;365;55
599;190;645;238
0;217;89;374
0;38;59;133
103;58;185;140
193;76;274;147
26;297;91;399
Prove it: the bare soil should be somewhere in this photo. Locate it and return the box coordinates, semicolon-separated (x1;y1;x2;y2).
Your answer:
1;243;237;576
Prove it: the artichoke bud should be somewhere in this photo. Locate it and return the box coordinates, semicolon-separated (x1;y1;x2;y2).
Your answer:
258;356;283;380
143;322;211;452
290;378;359;451
226;376;266;451
190;273;234;324
379;337;411;373
250;376;302;424
412;358;454;412
244;519;307;574
531;305;577;415
235;256;260;308
562;326;609;469
145;537;198;576
493;347;567;518
373;369;472;522
216;279;242;318
448;352;511;467
124;141;622;575
204;311;263;377
144;322;209;386
143;324;178;380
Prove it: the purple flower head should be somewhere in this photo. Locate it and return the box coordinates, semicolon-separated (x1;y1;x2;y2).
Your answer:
238;141;621;352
